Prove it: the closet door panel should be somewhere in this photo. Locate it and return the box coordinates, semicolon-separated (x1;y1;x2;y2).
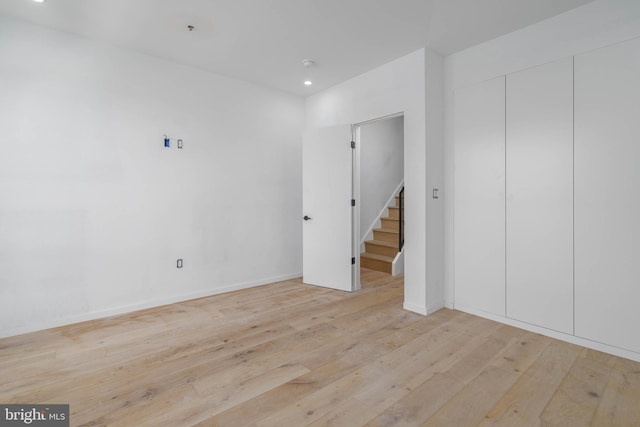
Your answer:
454;77;505;316
506;57;574;334
575;37;640;353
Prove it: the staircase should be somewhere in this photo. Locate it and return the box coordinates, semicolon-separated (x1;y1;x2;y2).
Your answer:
360;190;404;274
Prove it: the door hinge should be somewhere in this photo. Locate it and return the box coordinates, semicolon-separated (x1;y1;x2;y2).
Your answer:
351;199;356;207
351;257;356;265
350;140;355;149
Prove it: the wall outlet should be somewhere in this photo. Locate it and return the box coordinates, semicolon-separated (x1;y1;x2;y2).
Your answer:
177;259;183;268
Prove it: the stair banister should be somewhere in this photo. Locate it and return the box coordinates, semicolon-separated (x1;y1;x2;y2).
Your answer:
399;187;404;251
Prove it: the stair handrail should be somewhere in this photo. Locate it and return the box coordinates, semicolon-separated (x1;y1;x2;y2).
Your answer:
399;187;404;251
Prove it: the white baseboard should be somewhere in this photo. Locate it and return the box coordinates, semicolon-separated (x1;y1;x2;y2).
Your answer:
0;272;302;339
403;301;427;315
403;299;445;316
454;303;640;363
426;301;445;315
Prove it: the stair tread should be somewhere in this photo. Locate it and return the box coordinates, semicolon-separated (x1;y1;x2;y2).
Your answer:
365;240;397;248
381;216;399;221
360;253;394;262
374;227;400;234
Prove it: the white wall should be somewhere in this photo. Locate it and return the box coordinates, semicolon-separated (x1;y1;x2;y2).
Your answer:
0;16;305;337
306;48;445;315
444;0;640;307
425;49;445;311
359;116;404;242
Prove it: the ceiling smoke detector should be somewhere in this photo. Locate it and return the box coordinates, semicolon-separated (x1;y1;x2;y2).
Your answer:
302;59;315;68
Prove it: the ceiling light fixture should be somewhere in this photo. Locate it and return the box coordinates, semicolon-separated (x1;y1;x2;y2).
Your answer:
33;0;46;3
302;59;315;87
187;25;195;32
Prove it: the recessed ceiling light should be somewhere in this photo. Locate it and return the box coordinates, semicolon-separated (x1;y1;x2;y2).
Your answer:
33;0;46;3
304;80;313;86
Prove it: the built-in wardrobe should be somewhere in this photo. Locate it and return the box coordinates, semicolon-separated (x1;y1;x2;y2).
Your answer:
454;36;640;358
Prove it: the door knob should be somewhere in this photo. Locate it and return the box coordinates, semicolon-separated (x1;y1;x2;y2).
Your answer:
303;215;312;221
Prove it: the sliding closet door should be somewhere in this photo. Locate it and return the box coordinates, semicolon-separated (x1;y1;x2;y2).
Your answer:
454;77;505;316
575;38;640;353
506;58;574;334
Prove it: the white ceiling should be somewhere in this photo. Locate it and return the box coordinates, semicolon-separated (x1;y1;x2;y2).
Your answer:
0;0;596;96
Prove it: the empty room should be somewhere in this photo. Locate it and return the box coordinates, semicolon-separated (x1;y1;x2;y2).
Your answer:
2;0;640;425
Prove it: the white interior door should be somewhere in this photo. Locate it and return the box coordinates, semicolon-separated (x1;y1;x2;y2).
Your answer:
303;125;354;292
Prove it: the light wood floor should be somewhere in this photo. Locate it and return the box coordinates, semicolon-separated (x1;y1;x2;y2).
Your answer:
1;269;640;426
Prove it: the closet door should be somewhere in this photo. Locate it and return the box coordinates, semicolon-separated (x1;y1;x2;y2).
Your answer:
454;77;505;316
575;38;640;353
506;58;574;334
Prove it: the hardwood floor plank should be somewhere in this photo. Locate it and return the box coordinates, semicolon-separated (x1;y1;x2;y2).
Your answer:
420;328;554;426
171;363;310;426
540;349;614;426
204;354;363;427
253;366;369;426
354;318;503;409
422;366;520;426
489;331;552;374
207;312;463;426
307;398;378;427
255;313;505;426
591;356;640;426
480;339;583;426
364;373;464;427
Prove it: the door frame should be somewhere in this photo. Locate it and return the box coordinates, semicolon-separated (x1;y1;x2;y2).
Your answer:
352;111;405;290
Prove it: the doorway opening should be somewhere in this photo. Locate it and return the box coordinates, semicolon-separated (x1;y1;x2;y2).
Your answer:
301;113;404;294
353;113;405;291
